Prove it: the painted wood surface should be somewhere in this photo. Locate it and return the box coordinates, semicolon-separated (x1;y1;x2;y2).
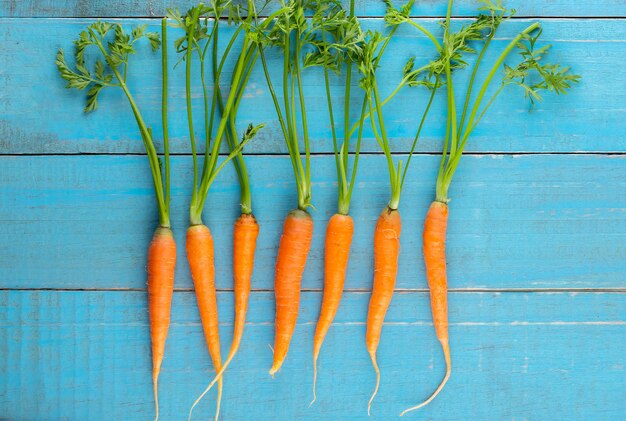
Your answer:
2;0;626;18
1;18;624;154
1;290;624;420
1;0;625;420
1;154;625;291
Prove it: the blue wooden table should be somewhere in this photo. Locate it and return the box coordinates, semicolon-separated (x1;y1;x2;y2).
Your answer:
1;1;625;420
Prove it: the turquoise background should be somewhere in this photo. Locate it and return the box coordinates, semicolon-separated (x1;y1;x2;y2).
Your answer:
0;1;625;420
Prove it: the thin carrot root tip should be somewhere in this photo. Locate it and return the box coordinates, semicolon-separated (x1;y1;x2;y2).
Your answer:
153;377;159;421
215;379;223;421
400;341;452;416
367;352;381;416
269;360;279;375
269;366;277;378
309;359;318;408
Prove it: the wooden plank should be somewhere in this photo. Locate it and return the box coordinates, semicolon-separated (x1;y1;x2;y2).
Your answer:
1;154;625;290
0;290;624;420
2;0;626;18
1;18;623;154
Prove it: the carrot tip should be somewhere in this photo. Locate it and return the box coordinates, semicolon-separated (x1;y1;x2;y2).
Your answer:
310;357;318;408
215;378;223;421
367;352;380;416
400;341;451;416
153;377;159;421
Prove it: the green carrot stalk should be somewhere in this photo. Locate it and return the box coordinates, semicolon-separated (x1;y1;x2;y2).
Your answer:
432;0;581;203
57;21;168;226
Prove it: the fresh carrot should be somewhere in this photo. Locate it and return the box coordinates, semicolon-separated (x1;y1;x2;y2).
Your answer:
186;224;223;416
311;213;353;402
400;1;579;414
57;18;174;420
230;214;260;359
147;227;177;420
401;201;451;413
270;209;314;375
366;206;401;415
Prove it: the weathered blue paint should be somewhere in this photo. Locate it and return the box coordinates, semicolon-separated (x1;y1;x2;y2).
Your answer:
2;0;625;18
0;290;624;420
1;154;625;291
0;2;625;420
0;18;623;153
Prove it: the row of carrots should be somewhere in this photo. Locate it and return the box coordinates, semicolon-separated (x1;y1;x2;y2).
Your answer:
57;0;579;419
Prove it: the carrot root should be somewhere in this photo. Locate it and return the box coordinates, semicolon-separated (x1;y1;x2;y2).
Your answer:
147;227;177;421
367;351;381;416
309;356;318;407
365;207;401;415
153;378;159;421
400;340;451;416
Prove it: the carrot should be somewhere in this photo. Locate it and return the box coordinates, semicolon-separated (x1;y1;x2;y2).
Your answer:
188;213;260;412
311;213;354;402
270;209;314;376
147;227;177;420
400;201;450;415
230;214;260;367
366;207;401;415
186;224;223;419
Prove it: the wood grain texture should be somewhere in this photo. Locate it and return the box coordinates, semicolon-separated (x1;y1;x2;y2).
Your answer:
1;18;623;154
1;1;625;419
0;290;624;420
1;154;625;290
2;0;626;18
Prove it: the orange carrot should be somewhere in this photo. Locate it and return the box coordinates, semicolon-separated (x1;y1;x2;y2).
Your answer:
186;224;223;419
148;227;177;421
366;207;402;415
310;213;354;404
231;214;260;364
269;209;314;376
400;201;450;416
188;213;260;413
